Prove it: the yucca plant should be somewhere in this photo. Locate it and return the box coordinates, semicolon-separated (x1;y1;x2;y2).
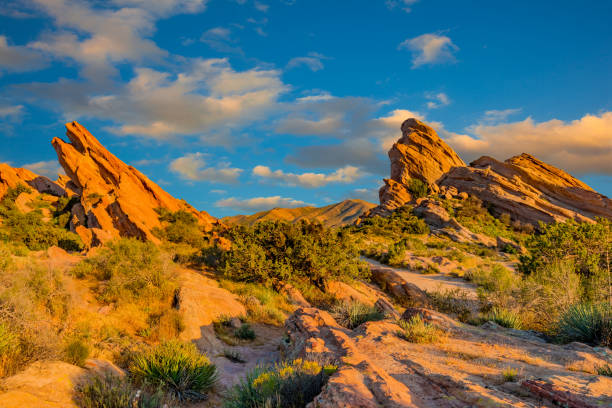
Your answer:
396;316;445;344
485;307;523;330
557;303;612;346
331;300;384;329
130;340;217;401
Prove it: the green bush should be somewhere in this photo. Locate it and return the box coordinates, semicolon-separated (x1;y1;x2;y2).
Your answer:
235;323;256;340
502;367;519;382
407;178;428;198
224;359;337;408
221;221;367;290
597;364;612;377
347;205;429;239
152;208;207;248
396;315;445;344
557;303;611;346
332;300;384;329
484;307;523;330
0;185;83;251
130;340;217;401
77;373;164;408
72;238;176;304
64;338;90;367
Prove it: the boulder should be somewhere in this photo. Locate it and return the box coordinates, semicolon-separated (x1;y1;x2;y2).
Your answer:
369;265;430;307
52;121;218;246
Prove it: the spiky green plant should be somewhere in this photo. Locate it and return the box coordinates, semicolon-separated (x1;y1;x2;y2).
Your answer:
396;315;445;344
130;340;217;401
331;300;384;329
485;307;523;330
76;373;164;408
557;303;612;346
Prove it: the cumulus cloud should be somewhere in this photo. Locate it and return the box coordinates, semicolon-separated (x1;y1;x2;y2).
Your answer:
398;33;458;68
40;58;287;141
170;152;242;182
253;165;363;187
0;104;24;119
446;112;612;175
425;92;450;109
254;1;269;12
385;0;419;13
22;160;64;179
287;52;327;72
481;108;522;123
0;36;46;72
215;196;308;212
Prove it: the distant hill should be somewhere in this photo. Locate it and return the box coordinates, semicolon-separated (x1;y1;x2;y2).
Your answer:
222;199;376;228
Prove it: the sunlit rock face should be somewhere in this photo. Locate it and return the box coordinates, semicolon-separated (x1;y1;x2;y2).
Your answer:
52;121;217;247
0;163;65;199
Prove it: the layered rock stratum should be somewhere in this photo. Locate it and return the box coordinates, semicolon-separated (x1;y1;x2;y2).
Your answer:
0;163;65;198
376;118;612;226
50;121;217;247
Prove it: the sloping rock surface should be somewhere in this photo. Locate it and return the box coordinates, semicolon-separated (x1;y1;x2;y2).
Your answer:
52;121;217;246
439;154;612;225
284;307;612;408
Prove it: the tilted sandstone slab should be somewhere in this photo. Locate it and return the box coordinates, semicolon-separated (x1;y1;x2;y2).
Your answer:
439;154;612;225
0;163;65;198
52;121;217;246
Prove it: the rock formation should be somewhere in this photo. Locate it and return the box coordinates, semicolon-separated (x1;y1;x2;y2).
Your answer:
0;163;65;198
378;118;465;212
439;154;612;225
52;121;217;247
375;118;612;226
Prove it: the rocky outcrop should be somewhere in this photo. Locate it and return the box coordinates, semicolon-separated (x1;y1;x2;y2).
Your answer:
439;154;612;225
370;264;431;307
52;121;217;247
378;118;465;212
0;163;65;198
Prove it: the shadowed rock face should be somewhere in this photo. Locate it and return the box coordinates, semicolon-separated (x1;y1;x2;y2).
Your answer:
378;118;465;212
52;121;217;247
439;153;612;225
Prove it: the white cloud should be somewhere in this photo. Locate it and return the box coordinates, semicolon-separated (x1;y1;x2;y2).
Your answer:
446;112;612;175
0;35;46;72
481;108;522;123
347;187;379;203
254;1;269;12
70;58;288;140
398;33;458;68
22;160;64;179
386;0;419;13
287;52;327;72
0;104;24;119
425;92;450;109
170;152;243;182
216;196;308;212
253;165;363;187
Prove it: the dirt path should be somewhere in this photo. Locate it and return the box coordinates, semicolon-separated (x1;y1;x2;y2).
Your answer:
365;258;478;299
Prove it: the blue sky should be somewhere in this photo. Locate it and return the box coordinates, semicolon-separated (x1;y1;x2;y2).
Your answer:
0;0;611;217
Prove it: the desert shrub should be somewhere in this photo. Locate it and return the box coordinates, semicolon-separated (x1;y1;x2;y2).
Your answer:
235;323;256;340
396;316;446;343
428;288;472;322
519;219;611;280
484;307;522;330
557;303;612;346
224;359;337;408
466;264;519;295
73;238;176;304
347;205;429;239
331;300;384;329
407;178;428;198
64;338;90;367
224;349;246;363
221;221;367;290
130;340;217;401
77;373;164;408
0;259;68;376
597;364;612;377
453;196;518;240
152;208;207;248
0;185;83;251
502;367;519;382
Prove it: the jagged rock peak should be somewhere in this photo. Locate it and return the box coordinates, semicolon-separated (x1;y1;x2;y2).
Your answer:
52;121;217;247
0;163;65;198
